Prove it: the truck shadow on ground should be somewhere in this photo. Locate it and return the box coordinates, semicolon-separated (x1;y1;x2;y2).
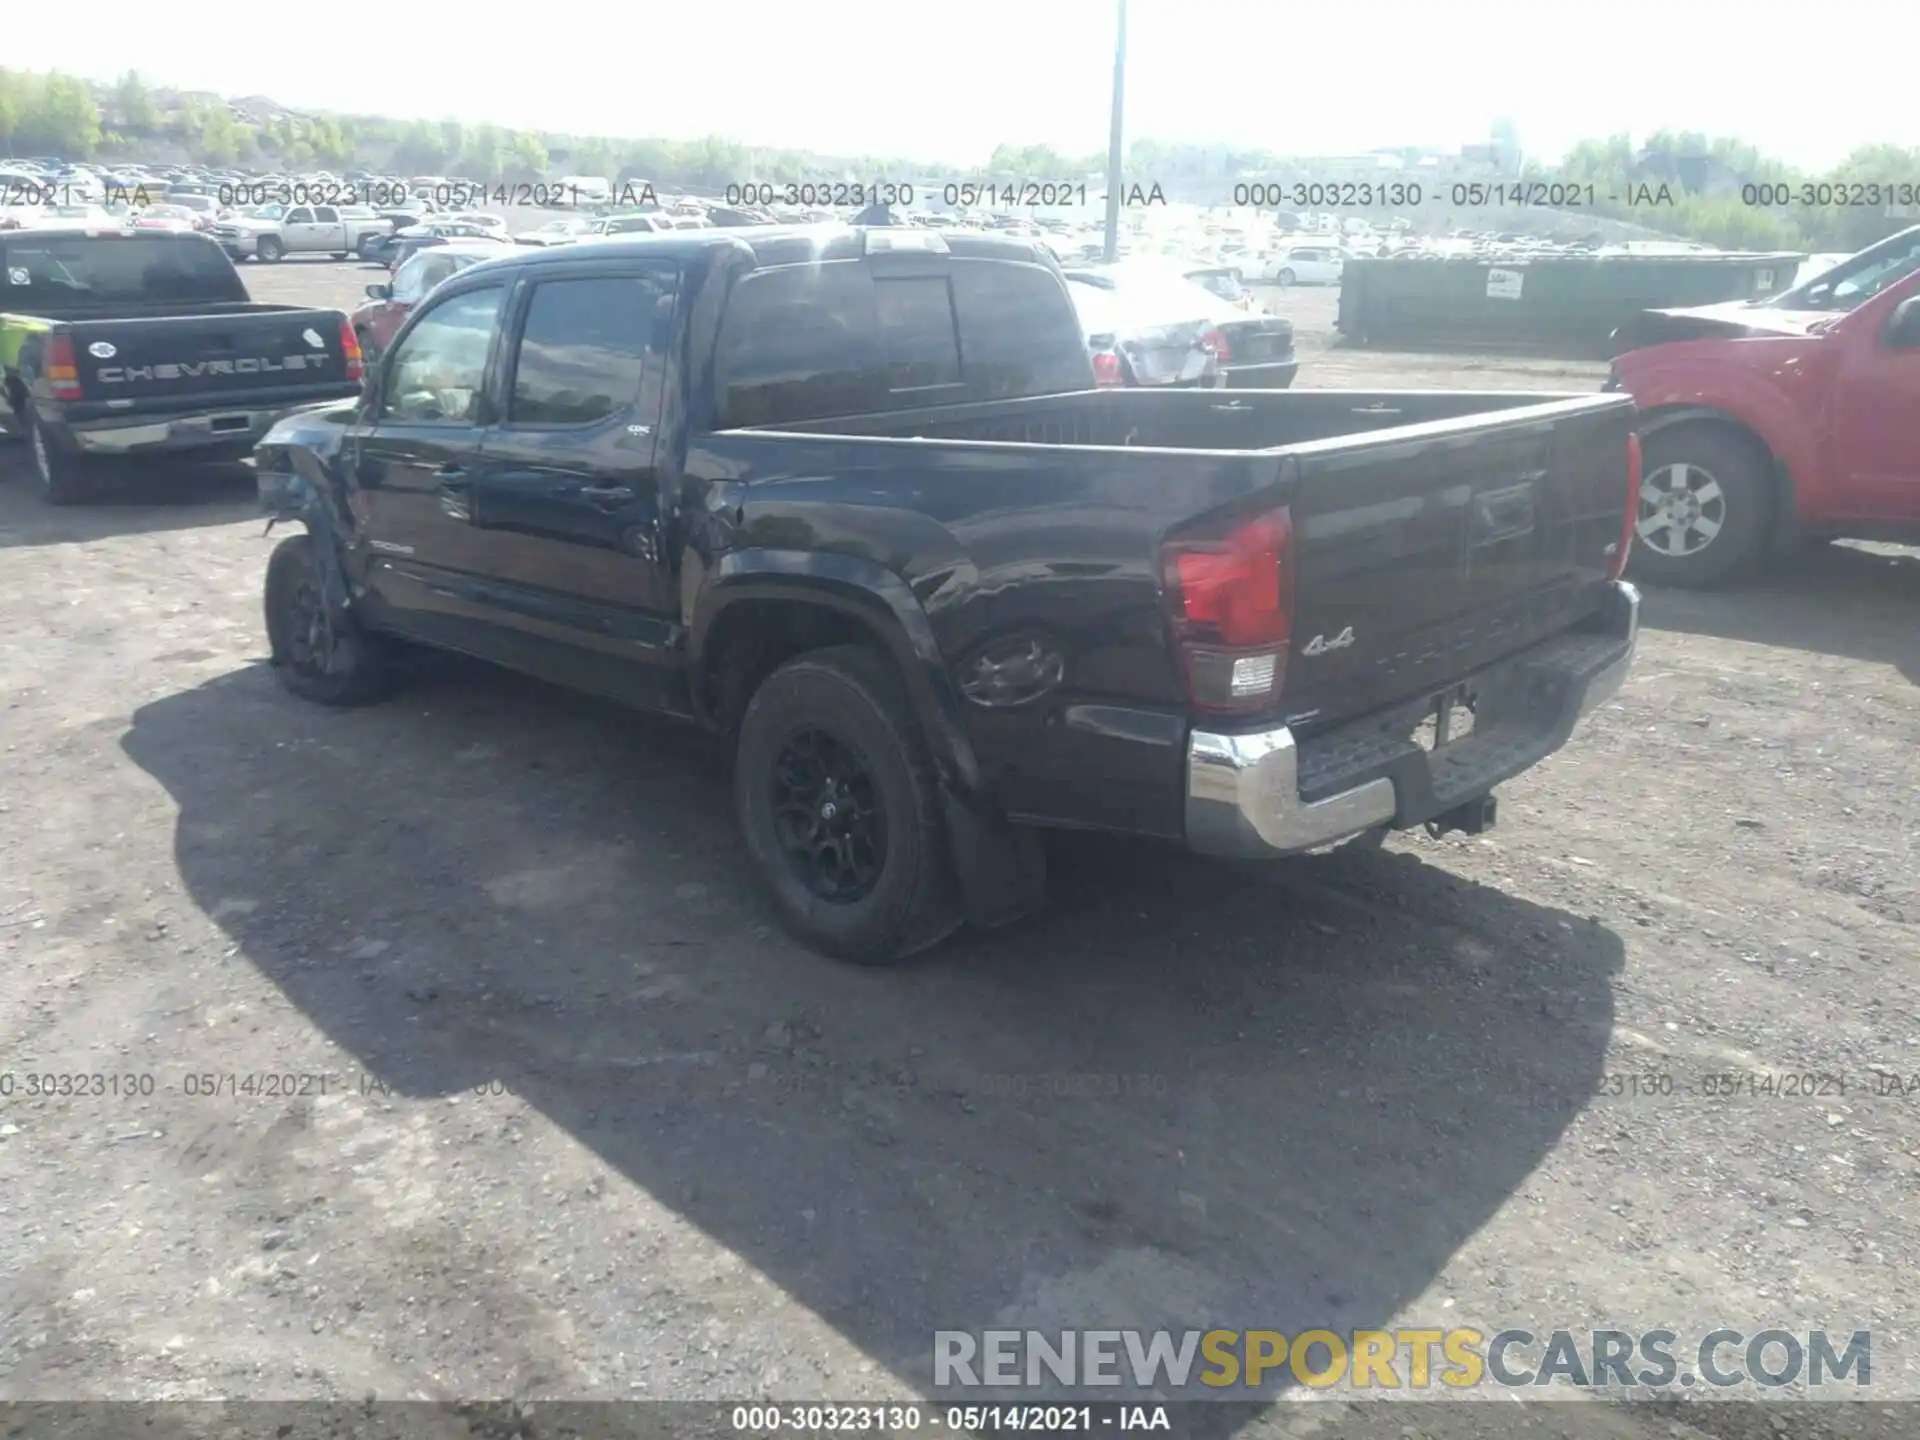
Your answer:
122;658;1624;1421
1638;541;1920;684
0;449;256;548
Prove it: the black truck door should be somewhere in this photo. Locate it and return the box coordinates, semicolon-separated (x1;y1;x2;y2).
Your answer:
463;262;686;709
349;282;508;643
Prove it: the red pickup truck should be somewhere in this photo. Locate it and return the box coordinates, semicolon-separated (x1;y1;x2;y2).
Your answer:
1608;224;1920;587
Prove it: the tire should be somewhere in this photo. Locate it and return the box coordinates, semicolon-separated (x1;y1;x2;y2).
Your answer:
256;235;284;262
27;411;96;505
263;534;398;706
1275;268;1296;286
1628;425;1773;589
332;251;350;261
734;644;961;964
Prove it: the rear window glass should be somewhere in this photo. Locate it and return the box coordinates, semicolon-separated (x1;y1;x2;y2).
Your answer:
0;234;245;306
716;262;883;427
716;255;1095;426
948;259;1095;397
873;277;961;389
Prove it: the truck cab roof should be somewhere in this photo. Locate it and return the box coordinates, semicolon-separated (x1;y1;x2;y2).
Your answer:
458;224;1065;280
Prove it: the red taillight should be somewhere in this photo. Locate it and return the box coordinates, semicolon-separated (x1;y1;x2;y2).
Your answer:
1200;328;1231;363
43;333;83;400
339;316;364;383
1610;431;1641;580
1092;350;1124;387
1162;506;1295;715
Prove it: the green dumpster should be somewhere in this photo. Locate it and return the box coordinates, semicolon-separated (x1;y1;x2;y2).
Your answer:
1335;251;1805;356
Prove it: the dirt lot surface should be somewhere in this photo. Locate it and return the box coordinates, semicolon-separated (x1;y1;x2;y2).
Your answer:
2;260;1917;1440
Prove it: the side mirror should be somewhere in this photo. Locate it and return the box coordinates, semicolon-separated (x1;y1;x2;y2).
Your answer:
366;282;391;300
1886;295;1920;347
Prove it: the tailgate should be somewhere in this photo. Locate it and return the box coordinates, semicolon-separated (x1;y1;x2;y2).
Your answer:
67;310;348;401
1278;396;1634;733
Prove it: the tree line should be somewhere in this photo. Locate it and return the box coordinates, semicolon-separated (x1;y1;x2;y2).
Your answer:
2;67;1914;252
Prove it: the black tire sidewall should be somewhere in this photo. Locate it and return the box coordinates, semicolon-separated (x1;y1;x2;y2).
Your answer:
264;534;387;705
734;651;949;964
258;238;283;261
27;412;87;505
1629;426;1772;589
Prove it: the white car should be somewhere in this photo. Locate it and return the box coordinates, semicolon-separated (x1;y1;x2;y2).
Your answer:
449;212;510;238
1264;244;1345;286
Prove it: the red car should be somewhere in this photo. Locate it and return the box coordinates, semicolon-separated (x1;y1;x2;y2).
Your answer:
350;239;515;359
1609;225;1920;587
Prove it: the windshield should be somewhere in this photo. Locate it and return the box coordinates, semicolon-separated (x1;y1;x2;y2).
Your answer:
1070;269;1238;327
1763;225;1920;311
1188;271;1243;301
1064;278;1122;336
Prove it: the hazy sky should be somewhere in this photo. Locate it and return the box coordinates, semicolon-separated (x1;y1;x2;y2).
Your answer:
9;1;1915;171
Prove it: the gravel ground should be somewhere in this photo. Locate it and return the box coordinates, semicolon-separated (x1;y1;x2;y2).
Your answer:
2;260;1917;1440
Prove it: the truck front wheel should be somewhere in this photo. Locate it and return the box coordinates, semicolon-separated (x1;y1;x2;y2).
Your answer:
256;236;284;262
1629;425;1773;589
734;645;961;964
264;534;399;705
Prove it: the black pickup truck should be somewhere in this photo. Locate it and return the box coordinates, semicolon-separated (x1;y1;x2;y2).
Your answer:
1;227;363;503
254;226;1641;964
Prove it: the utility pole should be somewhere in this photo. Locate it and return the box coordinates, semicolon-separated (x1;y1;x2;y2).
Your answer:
1102;0;1127;262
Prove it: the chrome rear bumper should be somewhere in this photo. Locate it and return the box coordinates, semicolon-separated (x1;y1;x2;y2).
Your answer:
1185;581;1639;858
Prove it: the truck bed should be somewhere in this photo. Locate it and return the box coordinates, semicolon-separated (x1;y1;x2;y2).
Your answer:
720;387;1634;776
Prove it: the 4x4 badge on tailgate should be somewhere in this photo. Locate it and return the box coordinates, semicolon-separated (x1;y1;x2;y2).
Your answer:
1301;627;1355;657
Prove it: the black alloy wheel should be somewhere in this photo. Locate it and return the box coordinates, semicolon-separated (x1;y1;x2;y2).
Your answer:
767;727;887;903
733;645;962;963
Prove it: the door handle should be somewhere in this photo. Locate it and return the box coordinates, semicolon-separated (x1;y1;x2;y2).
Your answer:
579;484;635;507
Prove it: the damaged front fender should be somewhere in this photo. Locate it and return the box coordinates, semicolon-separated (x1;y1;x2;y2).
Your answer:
258;444;356;626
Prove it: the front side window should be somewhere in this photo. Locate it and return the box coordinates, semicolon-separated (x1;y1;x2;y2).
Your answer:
381;286;505;423
507;271;678;426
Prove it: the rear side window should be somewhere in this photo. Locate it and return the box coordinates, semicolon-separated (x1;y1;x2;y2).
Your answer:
716;262;882;427
0;235;245;306
507;272;679;427
949;259;1096;398
873;277;960;390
